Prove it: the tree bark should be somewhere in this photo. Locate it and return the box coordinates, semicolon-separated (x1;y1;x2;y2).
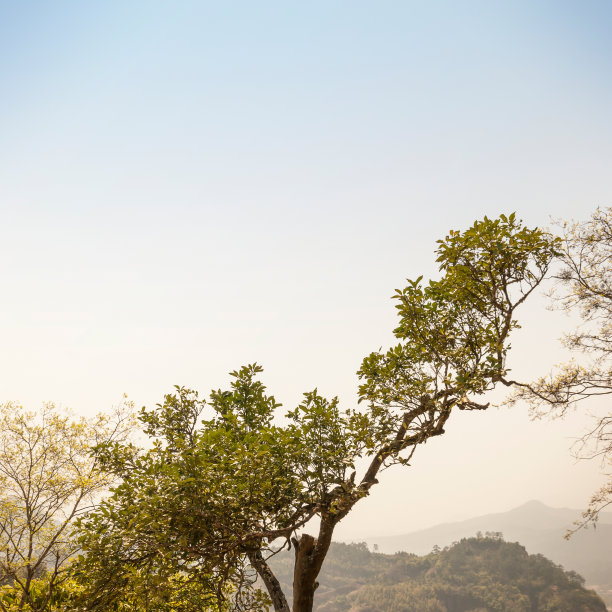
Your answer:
292;534;317;612
247;549;290;612
292;516;335;612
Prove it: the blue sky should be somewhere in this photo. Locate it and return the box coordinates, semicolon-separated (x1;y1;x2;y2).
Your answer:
1;1;611;535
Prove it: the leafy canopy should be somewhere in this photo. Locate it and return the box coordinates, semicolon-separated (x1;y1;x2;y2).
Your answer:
74;214;557;611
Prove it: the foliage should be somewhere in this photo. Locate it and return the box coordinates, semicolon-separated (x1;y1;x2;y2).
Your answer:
74;369;300;611
74;214;557;612
358;213;556;463
0;577;83;612
0;401;132;612
510;207;612;531
0;573;242;612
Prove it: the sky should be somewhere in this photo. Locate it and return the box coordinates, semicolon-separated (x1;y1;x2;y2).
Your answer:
1;1;612;539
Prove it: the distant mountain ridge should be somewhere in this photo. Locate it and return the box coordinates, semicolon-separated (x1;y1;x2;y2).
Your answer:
360;501;612;600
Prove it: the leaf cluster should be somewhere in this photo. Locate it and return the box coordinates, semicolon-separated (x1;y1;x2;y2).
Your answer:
357;214;556;467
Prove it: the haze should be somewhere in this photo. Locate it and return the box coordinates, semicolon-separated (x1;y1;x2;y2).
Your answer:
1;1;611;540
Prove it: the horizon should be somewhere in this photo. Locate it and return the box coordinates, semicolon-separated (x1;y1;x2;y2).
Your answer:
357;499;612;541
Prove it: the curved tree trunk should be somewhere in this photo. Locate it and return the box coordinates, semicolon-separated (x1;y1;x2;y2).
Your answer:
247;549;290;612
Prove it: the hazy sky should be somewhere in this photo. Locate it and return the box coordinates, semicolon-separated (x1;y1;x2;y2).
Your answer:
1;1;612;539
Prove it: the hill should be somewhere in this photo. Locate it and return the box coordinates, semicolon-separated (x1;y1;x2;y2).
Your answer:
361;501;612;600
267;536;607;611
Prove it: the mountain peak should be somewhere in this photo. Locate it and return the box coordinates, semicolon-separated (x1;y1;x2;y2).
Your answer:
517;499;547;508
510;499;550;512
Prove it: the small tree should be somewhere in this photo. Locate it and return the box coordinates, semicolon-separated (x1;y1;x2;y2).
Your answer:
76;214;556;612
510;207;612;532
0;402;132;612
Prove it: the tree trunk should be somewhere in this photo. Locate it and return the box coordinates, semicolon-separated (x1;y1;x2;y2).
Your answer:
292;516;335;612
247;549;290;612
292;534;317;612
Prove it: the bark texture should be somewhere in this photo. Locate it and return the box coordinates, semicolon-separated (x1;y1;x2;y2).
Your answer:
247;549;290;612
292;513;337;612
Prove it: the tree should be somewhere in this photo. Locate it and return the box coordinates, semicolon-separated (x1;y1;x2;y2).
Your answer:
75;214;556;612
0;401;132;611
510;207;612;532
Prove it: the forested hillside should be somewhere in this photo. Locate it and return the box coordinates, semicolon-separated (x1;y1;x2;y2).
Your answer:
364;501;612;592
268;537;606;612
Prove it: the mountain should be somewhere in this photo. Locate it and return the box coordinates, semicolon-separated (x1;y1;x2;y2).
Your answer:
267;537;607;611
361;501;612;604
